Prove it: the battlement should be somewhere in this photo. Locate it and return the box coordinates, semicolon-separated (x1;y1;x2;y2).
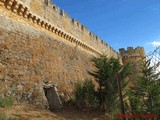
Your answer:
119;46;145;58
0;0;118;58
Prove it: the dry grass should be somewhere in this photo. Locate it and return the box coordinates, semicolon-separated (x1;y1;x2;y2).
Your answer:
0;103;112;120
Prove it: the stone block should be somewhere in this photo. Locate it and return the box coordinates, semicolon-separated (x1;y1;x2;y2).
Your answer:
43;84;62;111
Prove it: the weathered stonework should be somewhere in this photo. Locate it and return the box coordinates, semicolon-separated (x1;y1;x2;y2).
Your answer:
0;0;120;106
0;0;119;57
119;47;146;86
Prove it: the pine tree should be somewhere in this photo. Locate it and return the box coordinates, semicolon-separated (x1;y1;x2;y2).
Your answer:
89;55;131;113
127;59;160;119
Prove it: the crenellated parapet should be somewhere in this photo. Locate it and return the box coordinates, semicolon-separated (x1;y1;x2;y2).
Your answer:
60;10;70;19
119;46;145;58
0;0;119;58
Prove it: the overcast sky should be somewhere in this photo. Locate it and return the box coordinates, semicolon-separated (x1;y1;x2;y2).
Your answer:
52;0;160;55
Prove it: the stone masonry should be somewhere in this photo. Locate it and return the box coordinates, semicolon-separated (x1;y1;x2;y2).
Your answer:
119;47;146;87
0;0;120;106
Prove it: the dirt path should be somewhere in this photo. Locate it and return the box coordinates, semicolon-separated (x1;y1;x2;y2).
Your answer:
0;103;112;120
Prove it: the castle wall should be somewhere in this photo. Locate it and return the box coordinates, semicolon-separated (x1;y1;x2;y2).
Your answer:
4;0;118;57
0;9;96;105
0;0;120;105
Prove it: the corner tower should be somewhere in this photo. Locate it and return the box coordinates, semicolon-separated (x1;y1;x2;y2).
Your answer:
119;46;146;86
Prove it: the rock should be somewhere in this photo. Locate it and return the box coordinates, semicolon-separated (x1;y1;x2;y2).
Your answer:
43;83;62;112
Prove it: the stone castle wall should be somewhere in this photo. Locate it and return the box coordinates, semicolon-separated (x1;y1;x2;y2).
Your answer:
0;12;95;105
0;0;118;57
27;0;118;56
0;0;120;106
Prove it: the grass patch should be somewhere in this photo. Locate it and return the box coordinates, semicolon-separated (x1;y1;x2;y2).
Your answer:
0;96;14;108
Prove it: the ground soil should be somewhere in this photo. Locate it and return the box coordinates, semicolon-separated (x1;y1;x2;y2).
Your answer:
0;103;113;120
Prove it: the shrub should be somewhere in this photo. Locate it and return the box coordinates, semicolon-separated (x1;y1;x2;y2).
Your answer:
73;80;100;110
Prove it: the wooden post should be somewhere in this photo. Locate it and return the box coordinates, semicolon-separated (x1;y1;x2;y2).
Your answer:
117;73;126;120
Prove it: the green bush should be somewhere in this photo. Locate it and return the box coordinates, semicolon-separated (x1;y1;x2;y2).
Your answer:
73;80;100;110
0;96;14;108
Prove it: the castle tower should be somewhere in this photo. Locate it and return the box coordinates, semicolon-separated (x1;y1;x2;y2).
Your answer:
119;46;146;86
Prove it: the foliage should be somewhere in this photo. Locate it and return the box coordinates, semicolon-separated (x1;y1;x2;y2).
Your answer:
73;80;100;110
126;59;160;118
0;96;14;108
89;55;131;113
